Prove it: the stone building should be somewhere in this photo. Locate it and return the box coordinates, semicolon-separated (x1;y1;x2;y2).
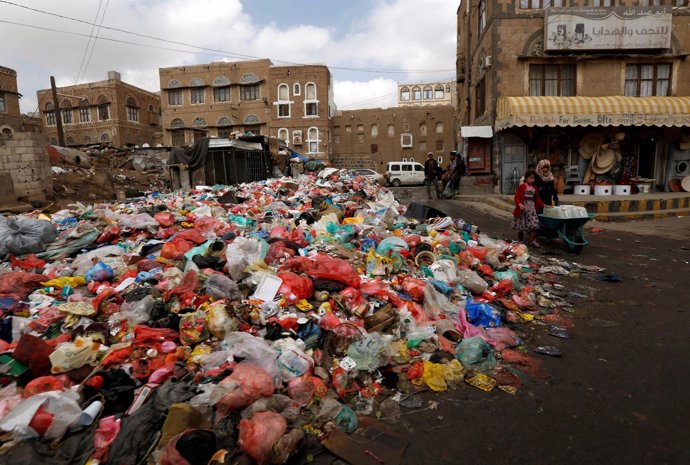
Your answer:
0;66;23;135
159;60;333;159
457;1;690;194
36;71;161;147
398;81;456;108
331;105;455;172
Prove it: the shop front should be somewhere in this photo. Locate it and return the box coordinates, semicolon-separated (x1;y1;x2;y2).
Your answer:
494;96;690;195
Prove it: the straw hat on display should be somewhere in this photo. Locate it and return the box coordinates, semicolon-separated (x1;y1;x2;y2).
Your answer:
592;148;615;174
582;162;594;183
579;133;605;160
682;175;690;192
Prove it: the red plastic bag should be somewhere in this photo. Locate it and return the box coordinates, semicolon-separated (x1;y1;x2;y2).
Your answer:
277;272;313;303
360;278;406;308
9;255;46;271
402;277;426;301
406;361;424;380
338;287;365;309
467;247;489;260
217;364;275;412
164;270;199;302
154;212;176;228
171;229;206;245
29;406;54;436
13;334;53;376
96;225;121;244
194;215;224;236
287;374;315;405
281;254;361;288
266;242;296;265
24;376;65;397
0;272;45;299
133;325;178;348
238;411;288;465
92;415;121;463
161;239;192;260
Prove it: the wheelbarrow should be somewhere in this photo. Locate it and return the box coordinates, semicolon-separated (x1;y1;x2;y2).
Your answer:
538;214;594;253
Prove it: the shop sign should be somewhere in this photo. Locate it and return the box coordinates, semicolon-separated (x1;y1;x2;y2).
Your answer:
544;6;671;51
496;111;690;131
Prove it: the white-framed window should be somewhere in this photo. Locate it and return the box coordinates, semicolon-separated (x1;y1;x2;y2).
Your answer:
83;134;93;144
304;82;318;117
278;128;289;144
0;93;5;113
307;126;319;153
100;131;110;142
190;88;205;104
423;86;433;99
371;124;378;137
45;101;55;125
520;0;566;8
214;87;230;102
401;133;413;148
97;95;109;120
402;158;408;162
387;124;395;136
61;101;73;124
400;87;410;101
436;122;444;133
410;157;415;162
435;85;445;99
293;83;301;95
126;97;139;122
79;107;90;123
438;156;443;165
276;83;291;118
168;90;182;106
412;87;421;100
420;123;427;136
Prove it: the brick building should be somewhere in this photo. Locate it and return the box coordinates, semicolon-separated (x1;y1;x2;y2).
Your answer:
36;71;161;147
458;1;690;194
398;80;456;108
0;66;22;134
159;60;333;159
331;105;455;172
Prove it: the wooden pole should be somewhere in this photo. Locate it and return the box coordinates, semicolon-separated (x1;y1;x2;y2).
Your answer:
50;76;65;146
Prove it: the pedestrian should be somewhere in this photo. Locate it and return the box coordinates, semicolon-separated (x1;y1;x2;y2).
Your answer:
424;152;441;199
452;153;466;196
511;170;544;247
534;159;559;213
442;152;457;198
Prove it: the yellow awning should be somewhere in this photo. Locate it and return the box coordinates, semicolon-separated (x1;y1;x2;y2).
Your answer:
495;96;690;131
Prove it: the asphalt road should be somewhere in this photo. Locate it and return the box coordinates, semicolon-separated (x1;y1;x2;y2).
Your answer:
317;187;690;465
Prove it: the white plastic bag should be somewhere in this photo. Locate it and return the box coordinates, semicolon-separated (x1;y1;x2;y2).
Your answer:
456;268;489;294
225;237;262;280
0;390;82;439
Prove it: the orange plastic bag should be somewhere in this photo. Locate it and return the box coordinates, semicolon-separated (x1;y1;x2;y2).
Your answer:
238;411;287;465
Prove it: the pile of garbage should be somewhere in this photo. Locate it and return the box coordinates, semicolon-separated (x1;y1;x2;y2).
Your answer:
0;170;589;465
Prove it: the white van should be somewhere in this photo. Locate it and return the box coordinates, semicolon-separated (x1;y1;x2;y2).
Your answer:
386;161;425;186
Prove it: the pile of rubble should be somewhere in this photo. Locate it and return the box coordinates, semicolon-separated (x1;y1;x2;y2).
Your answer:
0;170;599;465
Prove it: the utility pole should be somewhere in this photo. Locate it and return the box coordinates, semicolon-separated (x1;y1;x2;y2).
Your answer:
50;76;65;146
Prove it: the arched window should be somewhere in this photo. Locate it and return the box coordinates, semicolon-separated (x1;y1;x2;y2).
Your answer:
400;87;410;101
83;134;93;144
436;122;444;133
307;127;319;153
61;100;73;124
277;84;290;118
65;135;75;146
50;137;58;144
79;98;90;123
278;128;289;144
423;86;433;99
45;102;54;111
190;78;205;104
97;95;110;121
45;102;56;126
412;86;421;100
240;73;259;84
387;124;395;137
244;114;260;124
304;83;318;116
126;97;138;122
278;84;289;101
420;123;427;136
371;124;378;137
100;132;110;142
171;118;184;129
293;83;301;95
435;85;445;99
193;117;207;127
190;78;204;87
212;76;230;86
148;104;154;112
217;116;233;127
168;79;181;88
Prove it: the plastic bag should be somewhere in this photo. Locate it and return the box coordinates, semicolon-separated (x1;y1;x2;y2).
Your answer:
85;261;115;282
346;333;390;371
23;376;65;397
10;254;46;271
493;269;521;290
222;332;280;380
412;361;449;392
376;236;409;255
277;271;313;303
0;216;57;256
238;411;287;465
226;237;263;280
49;337;101;373
115;295;155;325
455;337;497;372
217;364;275;412
179;310;208;345
118;213;158;230
281;254;360;288
265;241;295;265
205;301;238;339
465;299;501;328
274;338;313;381
0;272;46;299
92;415;121;463
0;390;82;439
154;212;176;227
456;268;489;294
287;374;315;406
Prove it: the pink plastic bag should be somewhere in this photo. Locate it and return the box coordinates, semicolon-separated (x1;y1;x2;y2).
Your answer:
238;411;288;465
217;364;274;412
287;374;315;406
93;415;121;462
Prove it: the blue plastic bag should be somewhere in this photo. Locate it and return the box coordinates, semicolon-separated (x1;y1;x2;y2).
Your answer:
84;261;114;282
464;299;501;328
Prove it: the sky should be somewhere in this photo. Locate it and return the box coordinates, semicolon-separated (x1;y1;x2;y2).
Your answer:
0;0;458;115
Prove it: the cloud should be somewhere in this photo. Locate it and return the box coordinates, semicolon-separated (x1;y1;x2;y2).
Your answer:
0;0;457;114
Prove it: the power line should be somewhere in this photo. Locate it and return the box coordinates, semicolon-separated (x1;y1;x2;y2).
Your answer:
74;0;103;85
80;0;110;82
0;0;456;74
339;91;399;109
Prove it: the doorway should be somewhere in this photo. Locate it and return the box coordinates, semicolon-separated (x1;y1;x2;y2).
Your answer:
501;133;528;194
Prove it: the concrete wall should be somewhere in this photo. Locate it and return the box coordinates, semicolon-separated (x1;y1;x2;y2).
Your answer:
0;132;53;201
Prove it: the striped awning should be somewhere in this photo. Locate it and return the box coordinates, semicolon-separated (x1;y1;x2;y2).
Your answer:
495;96;690;131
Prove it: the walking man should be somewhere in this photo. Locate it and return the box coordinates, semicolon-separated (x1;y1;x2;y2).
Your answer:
424;152;441;199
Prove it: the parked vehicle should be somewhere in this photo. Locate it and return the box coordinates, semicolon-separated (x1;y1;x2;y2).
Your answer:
351;168;385;185
386;161;425;186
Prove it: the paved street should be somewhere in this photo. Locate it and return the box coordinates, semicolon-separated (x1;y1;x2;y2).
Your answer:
320;187;690;465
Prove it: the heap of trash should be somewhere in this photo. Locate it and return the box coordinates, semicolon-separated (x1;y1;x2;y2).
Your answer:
0;169;592;465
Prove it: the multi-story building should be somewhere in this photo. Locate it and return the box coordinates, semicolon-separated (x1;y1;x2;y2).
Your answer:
398;81;456;108
159;60;333;159
0;66;22;134
331;105;455;172
457;1;690;194
36;71;161;147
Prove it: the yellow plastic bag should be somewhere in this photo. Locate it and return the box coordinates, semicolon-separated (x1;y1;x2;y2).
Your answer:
204;301;238;339
442;359;466;384
59;301;96;317
41;276;87;288
412;361;448;392
189;342;212;364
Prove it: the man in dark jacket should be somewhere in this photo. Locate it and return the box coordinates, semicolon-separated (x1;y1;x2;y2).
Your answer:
424;152;441;199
